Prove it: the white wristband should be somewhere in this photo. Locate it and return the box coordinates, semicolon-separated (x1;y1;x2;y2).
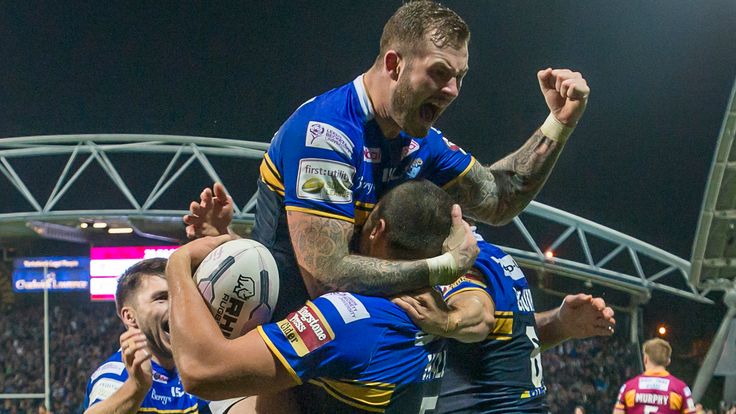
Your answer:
540;113;575;144
426;252;458;286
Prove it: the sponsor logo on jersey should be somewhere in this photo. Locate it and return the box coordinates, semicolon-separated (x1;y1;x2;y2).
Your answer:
150;388;173;405
91;361;125;381
297;159;355;204
278;302;334;357
382;167;404;182
639;377;670;391
89;378;124;405
634;392;668;405
354;175;375;194
406;158;423;179
442;137;466;154
363;147;381;163
421;351;446;381
152;371;169;384
515;287;536;312
323;292;370;324
401;139;420;159
414;331;440;347
305;121;354;157
491;255;525;280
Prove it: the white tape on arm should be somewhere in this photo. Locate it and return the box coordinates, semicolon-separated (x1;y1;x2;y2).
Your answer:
540;113;575;144
426;252;458;286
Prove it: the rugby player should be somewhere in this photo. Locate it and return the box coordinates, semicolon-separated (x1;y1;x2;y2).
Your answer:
168;180;488;413
613;338;696;414
393;231;616;413
83;258;211;414
184;0;590;320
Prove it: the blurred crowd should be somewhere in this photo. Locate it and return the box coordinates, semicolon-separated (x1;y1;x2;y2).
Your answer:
543;336;640;413
0;294;119;414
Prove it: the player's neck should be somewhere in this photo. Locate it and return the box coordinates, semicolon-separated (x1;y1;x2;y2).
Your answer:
644;364;667;374
152;353;176;371
363;67;402;139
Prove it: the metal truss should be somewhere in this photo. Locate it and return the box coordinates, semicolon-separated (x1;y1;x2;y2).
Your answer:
0;134;267;224
0;134;711;303
498;202;711;304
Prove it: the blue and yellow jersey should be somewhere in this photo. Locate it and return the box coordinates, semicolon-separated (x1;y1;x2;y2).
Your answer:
258;292;446;413
83;350;210;413
437;238;547;414
252;75;474;319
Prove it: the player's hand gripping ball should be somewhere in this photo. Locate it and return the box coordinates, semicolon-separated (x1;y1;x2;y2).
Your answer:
193;239;279;339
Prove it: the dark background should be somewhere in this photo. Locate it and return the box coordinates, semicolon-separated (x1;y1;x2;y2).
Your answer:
1;0;734;398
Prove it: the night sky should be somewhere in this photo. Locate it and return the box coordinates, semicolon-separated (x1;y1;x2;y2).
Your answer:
2;0;735;365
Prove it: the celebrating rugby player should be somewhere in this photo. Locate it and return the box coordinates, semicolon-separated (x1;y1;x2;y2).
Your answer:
184;1;590;320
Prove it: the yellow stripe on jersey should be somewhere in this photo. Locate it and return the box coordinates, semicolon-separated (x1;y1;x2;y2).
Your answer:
263;153;282;180
354;201;375;226
137;404;199;413
355;201;376;209
625;389;636;407
443;287;488;301
487;311;513;340
442;157;477;190
309;377;396;413
670;391;683;410
260;159;285;195
256;326;303;385
285;206;355;223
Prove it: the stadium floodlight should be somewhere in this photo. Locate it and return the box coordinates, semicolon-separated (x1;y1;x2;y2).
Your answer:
108;227;134;234
27;221;87;244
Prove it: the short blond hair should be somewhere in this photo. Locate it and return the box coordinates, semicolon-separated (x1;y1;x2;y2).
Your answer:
643;338;672;367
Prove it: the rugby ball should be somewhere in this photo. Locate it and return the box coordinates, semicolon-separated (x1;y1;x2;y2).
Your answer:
193;239;279;339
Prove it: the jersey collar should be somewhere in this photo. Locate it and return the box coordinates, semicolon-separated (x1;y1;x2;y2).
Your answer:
353;75;375;122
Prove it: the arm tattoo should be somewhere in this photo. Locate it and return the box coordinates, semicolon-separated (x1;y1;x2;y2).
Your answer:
446;130;564;225
288;211;428;296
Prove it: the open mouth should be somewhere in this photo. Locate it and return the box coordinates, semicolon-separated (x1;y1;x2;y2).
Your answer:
162;320;170;336
419;103;439;123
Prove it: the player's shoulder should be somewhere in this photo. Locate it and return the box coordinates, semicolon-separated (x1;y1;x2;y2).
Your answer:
667;373;691;391
89;350;127;382
287;78;367;132
85;350;128;408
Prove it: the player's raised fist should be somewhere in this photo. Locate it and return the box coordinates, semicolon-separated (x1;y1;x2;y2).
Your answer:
537;68;589;127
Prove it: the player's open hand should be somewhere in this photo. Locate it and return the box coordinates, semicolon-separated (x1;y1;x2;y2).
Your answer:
558;293;616;339
442;204;479;282
537;68;589;127
392;288;451;337
119;327;153;391
183;182;234;239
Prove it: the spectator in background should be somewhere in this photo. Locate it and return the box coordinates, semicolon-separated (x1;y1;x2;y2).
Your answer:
613;338;696;414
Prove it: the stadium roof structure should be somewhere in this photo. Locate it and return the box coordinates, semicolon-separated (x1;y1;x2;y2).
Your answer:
689;78;736;402
0;134;712;305
690;79;736;294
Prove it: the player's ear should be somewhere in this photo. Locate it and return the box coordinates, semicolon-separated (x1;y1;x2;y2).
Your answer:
384;50;401;81
370;218;387;241
120;306;138;329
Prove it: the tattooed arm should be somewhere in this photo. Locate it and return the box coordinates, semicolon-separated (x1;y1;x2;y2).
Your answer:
446;132;563;225
447;68;590;225
287;207;477;297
